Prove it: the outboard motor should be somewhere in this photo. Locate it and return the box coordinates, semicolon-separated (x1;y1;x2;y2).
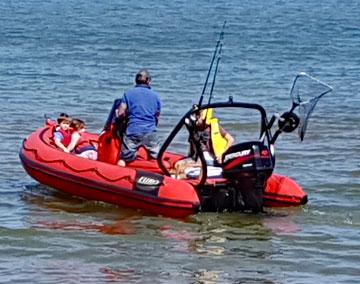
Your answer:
221;141;274;212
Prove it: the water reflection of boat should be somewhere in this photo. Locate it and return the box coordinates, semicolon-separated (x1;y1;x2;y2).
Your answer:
33;219;136;235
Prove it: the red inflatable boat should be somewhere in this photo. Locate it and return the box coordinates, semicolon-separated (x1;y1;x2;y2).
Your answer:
20;24;333;217
20;93;312;218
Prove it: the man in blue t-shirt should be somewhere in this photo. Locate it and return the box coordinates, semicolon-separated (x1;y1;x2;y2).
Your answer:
117;69;161;166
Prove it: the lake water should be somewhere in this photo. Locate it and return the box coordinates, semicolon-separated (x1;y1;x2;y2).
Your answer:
1;0;359;283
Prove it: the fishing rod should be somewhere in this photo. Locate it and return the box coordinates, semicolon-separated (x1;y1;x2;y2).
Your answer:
207;33;224;105
198;20;226;106
189;22;226;181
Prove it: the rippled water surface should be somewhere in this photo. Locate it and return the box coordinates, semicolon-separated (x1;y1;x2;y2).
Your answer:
1;1;359;283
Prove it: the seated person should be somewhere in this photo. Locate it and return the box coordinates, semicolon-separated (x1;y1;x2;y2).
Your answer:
174;109;234;179
53;113;72;153
66;118;98;160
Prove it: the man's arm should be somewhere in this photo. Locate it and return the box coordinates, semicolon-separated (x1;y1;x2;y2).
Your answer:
155;111;160;126
117;102;127;117
155;97;161;126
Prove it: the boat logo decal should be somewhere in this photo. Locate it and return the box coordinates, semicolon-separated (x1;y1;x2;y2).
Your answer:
137;176;161;186
224;149;251;163
134;171;164;196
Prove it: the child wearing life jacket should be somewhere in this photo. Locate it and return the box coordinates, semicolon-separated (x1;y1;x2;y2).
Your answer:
67;118;98;160
53;113;72;153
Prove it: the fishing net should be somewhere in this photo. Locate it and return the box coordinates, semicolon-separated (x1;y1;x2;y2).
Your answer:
289;72;333;141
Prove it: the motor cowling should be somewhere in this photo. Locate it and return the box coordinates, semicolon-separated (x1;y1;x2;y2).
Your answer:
221;141;274;212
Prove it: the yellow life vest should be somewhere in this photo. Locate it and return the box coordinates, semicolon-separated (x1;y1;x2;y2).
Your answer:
210;117;228;157
201;108;228;157
201;108;214;125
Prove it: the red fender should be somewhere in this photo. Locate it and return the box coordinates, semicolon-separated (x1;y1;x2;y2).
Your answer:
264;174;308;207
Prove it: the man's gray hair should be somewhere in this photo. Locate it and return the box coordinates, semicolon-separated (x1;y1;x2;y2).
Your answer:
135;69;151;85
